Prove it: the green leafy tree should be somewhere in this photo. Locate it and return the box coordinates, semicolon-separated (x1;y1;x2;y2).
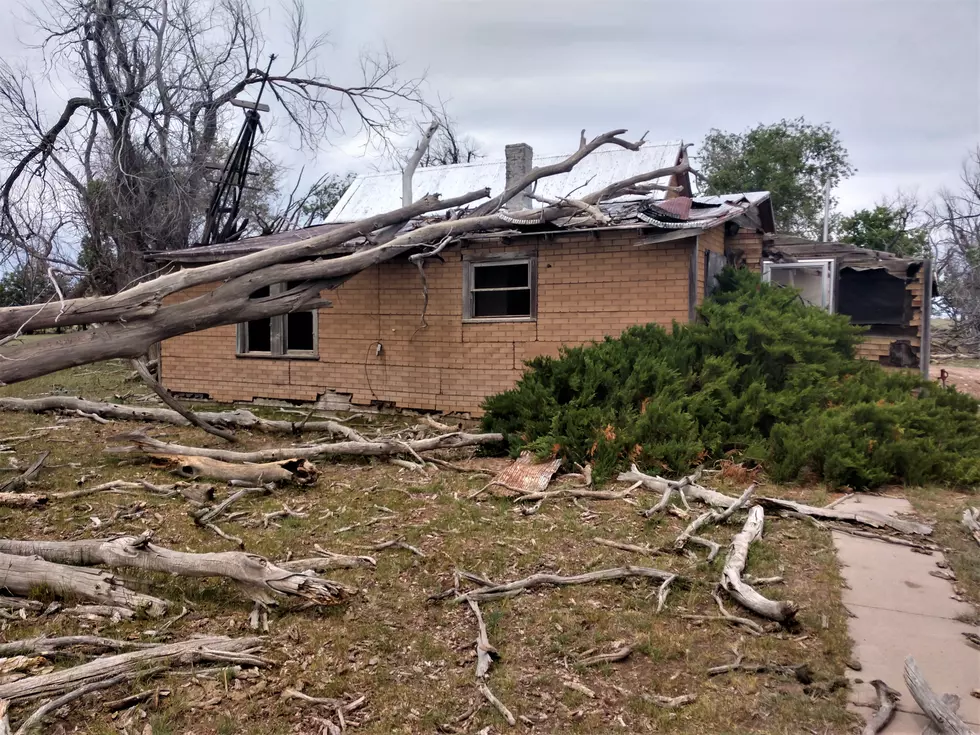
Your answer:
839;204;928;257
699;118;854;237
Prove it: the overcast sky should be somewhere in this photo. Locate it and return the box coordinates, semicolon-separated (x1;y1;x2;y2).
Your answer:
2;0;978;214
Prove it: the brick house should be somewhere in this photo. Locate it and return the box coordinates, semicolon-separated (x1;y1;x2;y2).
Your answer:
153;142;931;415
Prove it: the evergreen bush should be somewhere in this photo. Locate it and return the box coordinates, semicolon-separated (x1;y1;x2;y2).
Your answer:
481;269;980;489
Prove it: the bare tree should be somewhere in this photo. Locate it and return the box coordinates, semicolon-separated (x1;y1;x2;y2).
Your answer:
0;129;690;385
419;122;483;167
929;148;980;343
0;0;428;294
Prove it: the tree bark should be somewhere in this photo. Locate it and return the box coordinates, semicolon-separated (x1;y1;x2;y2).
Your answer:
720;506;798;623
0;534;353;606
0;636;263;703
0;552;168;616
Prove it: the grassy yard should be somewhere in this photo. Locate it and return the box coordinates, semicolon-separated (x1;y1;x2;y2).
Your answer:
0;362;972;734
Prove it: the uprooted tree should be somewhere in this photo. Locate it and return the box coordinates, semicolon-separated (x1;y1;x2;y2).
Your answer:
0;129;690;383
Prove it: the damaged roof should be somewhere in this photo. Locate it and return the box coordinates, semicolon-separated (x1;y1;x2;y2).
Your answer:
325;141;686;223
148;190;775;265
764;234;927;279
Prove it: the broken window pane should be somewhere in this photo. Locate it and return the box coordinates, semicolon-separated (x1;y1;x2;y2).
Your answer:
286;310;315;352
837;268;910;325
246;318;272;352
474;289;532;318
474;263;529;290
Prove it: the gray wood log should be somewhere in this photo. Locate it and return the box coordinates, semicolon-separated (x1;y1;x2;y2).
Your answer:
861;679;902;735
720;506;798;623
0;534;352;606
903;656;976;735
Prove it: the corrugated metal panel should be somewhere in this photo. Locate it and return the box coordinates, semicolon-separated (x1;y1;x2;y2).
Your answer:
488;451;562;494
326;142;684;223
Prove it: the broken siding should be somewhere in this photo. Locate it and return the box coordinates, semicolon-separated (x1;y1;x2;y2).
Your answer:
160;230;696;415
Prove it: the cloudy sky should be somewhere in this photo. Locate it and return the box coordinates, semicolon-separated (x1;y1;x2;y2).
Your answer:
2;0;978;214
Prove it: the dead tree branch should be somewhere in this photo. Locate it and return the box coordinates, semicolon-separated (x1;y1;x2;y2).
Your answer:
454;566;677;610
861;679;902;735
720;506;798;624
0;453;48;494
962;508;980;547
903;656;976;735
130;358;235;442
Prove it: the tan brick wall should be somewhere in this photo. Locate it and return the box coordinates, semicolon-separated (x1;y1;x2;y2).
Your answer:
725;230;764;272
160;229;700;414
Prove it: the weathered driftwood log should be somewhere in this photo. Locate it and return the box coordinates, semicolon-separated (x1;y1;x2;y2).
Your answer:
0;534;353;606
454;566;678;612
147;453;319;485
619;466;735;510
0;493;46;508
675;485;755;552
8;672;130;734
903;656;976;735
110;430;504;463
130;358;236;442
0;552;168;616
756;497;933;536
468;599;498;680
962;508;980;548
861;679;902;735
0;397;361;438
0;454;48;494
0;636;154;658
720;506;798;623
0;636;264;703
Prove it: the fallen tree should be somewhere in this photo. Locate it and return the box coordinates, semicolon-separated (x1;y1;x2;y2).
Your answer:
0;533;353;606
148;453;319;485
0;130;687;385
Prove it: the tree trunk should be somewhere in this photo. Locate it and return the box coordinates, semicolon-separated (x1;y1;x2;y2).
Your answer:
148;453;319;485
0;534;352;606
113;430;503;463
0;552;168;616
0;636;262;703
756;497;932;536
720;506;798;623
0;397;359;438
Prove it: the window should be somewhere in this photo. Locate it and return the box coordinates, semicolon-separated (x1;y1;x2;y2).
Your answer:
237;282;318;358
464;258;536;320
762;258;835;312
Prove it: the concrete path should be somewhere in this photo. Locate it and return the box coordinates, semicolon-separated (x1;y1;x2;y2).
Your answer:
832;494;980;733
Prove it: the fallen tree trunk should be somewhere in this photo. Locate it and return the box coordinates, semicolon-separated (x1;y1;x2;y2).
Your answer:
0;534;353;606
111;430;504;463
148;453;319;485
903;656;976;735
0;397;360;439
675;485;755;551
756;497;933;536
0;552;168;616
720;506;797;624
0;636;155;658
0;636;264;703
0;493;46;508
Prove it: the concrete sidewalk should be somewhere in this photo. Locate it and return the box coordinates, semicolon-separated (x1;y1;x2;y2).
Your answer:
832;494;980;733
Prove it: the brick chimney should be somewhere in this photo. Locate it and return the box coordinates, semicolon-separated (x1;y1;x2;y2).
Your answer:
504;143;533;210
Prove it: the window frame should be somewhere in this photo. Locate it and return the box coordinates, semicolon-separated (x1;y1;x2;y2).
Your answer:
762;258;836;312
462;255;537;322
236;283;319;359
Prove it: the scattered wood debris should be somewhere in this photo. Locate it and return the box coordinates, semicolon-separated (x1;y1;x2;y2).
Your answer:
962;508;980;548
861;679;902;735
